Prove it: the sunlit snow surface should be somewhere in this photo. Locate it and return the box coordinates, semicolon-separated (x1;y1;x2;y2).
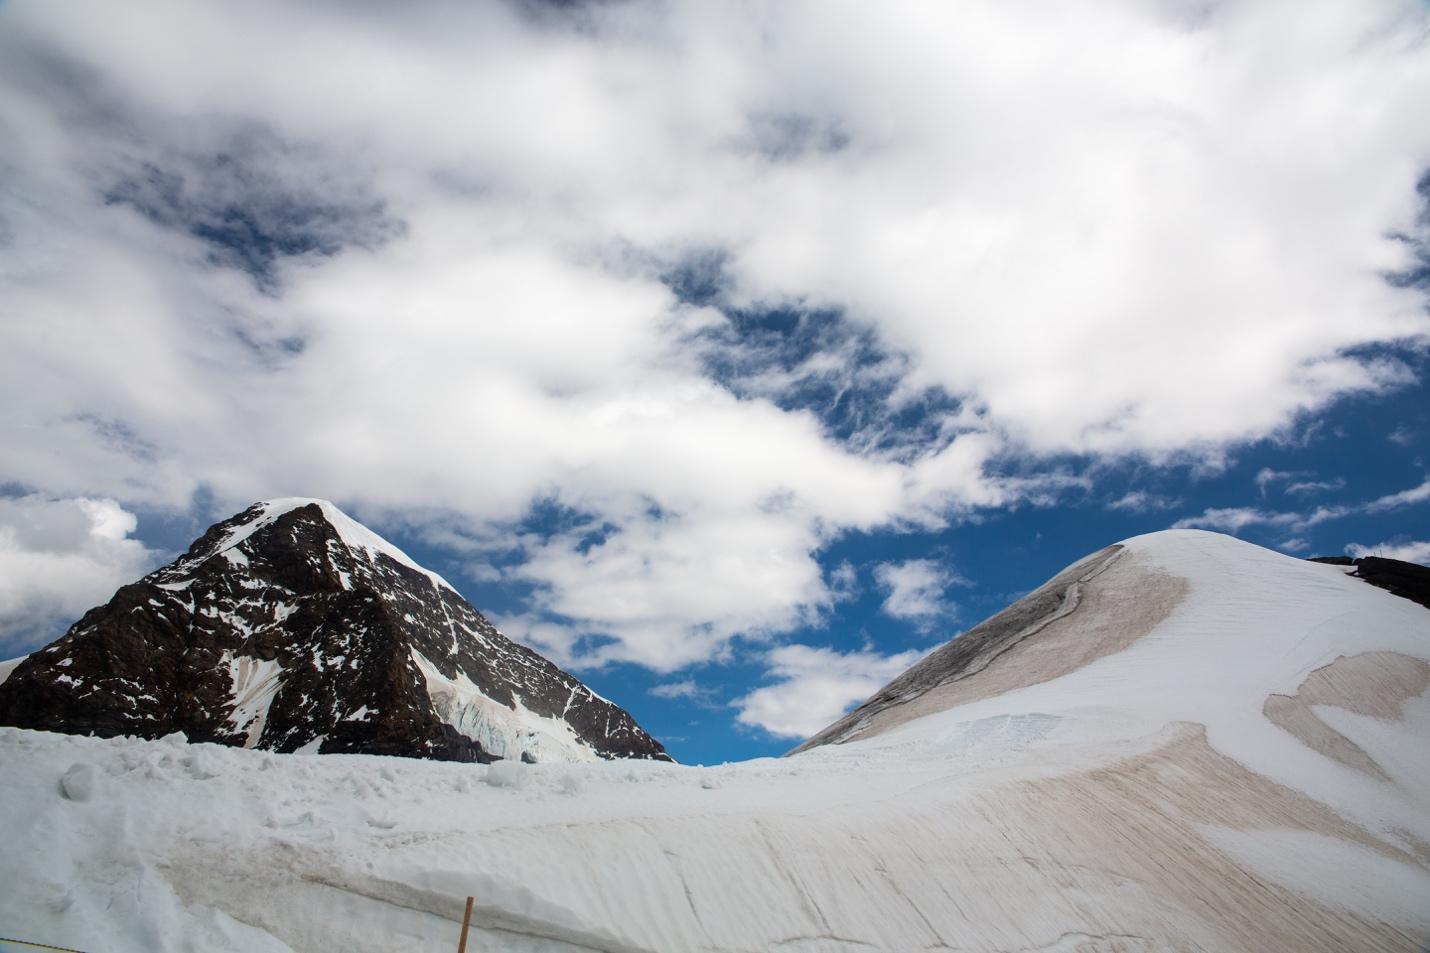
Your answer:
0;655;22;686
2;531;1428;952
223;653;285;748
410;649;601;764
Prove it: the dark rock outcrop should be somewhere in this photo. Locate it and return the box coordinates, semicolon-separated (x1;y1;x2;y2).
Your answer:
0;499;671;763
1308;555;1430;611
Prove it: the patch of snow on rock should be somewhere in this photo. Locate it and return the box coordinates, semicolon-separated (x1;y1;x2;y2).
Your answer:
411;649;600;764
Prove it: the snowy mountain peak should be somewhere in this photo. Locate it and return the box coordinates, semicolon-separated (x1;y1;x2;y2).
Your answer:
173;498;457;593
0;500;670;764
796;527;1430;759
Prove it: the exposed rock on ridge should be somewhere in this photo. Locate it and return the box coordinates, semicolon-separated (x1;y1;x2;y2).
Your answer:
1308;555;1430;610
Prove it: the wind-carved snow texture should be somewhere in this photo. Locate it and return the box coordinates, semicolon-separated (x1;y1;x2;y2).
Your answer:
2;530;1429;952
0;499;669;764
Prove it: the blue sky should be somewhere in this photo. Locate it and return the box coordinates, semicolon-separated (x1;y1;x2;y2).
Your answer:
1;1;1428;765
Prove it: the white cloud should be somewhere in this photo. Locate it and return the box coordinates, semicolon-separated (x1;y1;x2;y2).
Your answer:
1284;478;1345;497
649;679;708;701
732;644;926;739
827;561;859;601
1346;540;1430;564
1107;491;1179;513
1254;468;1299;495
1171;507;1300;533
0;496;162;654
1;0;1428;671
487;612;588;671
1301;476;1430;527
511;508;843;672
873;559;961;626
1366;478;1430;512
1174;474;1430;537
1389;426;1417;447
1255;470;1346;498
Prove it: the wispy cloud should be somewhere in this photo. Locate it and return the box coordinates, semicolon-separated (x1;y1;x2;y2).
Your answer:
1365;478;1430;512
827;561;859;601
1284;478;1345;497
1254;468;1301;496
1254;469;1345;498
1388;426;1418;447
1107;491;1180;513
1345;540;1430;564
649;679;719;704
1172;507;1300;533
1174;476;1430;536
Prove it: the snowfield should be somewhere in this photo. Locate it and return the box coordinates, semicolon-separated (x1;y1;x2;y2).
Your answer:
2;530;1428;952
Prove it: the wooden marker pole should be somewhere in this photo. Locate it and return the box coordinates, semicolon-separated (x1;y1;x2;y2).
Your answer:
457;895;474;953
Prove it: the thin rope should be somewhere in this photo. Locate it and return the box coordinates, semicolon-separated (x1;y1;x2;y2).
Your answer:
0;937;90;953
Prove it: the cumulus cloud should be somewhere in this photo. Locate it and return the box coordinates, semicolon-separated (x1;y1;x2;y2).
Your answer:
508;506;858;671
1346;540;1430;564
1;0;1428;671
873;559;962;627
732;644;926;739
0;496;161;654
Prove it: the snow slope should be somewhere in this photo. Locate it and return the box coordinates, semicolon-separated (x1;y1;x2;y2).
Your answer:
0;655;23;686
2;530;1428;952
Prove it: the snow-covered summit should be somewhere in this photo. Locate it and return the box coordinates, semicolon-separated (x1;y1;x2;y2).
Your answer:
803;528;1429;767
167;492;457;589
196;498;458;594
0;499;669;765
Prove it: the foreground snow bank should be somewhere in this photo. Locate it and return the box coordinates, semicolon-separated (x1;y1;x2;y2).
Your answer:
2;531;1428;952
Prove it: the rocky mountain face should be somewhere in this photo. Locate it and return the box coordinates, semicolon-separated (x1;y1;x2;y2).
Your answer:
0;499;670;764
